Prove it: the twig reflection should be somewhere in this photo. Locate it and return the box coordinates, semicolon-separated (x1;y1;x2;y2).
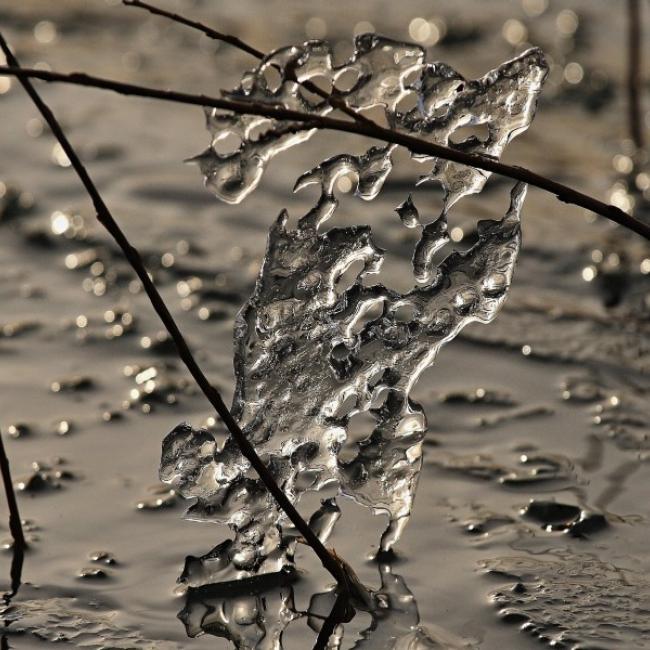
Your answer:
180;559;464;649
0;427;26;648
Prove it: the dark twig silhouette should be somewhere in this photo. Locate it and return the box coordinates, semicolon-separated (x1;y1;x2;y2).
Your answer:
0;64;648;241
124;0;264;58
0;428;25;600
0;33;355;613
627;0;645;150
4;540;24;604
313;592;348;650
122;0;375;125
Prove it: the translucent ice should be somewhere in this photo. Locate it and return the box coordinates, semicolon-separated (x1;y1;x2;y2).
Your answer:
161;35;546;579
161;184;526;578
194;35;547;209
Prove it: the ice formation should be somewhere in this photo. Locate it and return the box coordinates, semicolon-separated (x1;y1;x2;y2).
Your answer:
161;35;547;580
179;555;470;649
194;35;546;209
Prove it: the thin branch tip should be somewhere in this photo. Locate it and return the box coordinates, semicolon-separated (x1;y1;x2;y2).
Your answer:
119;0;371;124
122;0;264;60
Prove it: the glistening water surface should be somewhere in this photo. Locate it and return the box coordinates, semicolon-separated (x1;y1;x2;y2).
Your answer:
0;1;649;648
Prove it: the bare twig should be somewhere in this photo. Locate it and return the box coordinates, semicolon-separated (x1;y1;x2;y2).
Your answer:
0;65;648;241
122;0;374;126
123;0;264;59
627;0;645;150
0;428;26;599
0;33;353;598
4;536;24;603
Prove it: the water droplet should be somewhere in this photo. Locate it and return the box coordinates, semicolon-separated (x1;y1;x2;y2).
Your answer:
53;420;72;436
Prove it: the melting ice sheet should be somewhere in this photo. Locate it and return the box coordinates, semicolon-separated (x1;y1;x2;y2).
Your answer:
161;35;547;581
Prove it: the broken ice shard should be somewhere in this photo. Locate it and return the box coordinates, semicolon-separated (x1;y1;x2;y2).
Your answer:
162;34;545;580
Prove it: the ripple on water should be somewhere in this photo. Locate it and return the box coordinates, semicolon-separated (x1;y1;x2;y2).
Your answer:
560;372;650;453
521;499;608;538
429;447;578;490
122;362;195;413
14;459;76;493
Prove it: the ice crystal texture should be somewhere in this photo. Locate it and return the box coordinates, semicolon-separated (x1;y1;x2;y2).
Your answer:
161;35;547;579
194;35;546;208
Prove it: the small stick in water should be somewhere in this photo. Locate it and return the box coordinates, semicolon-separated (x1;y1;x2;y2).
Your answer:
0;427;26;599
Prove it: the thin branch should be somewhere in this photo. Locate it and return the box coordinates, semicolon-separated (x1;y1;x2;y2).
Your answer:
0;33;353;596
123;0;264;59
4;535;24;603
122;0;374;126
0;65;648;241
0;430;25;554
627;0;645;150
0;428;26;599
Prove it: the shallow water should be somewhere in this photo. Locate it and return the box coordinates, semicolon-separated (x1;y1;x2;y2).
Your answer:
0;1;649;648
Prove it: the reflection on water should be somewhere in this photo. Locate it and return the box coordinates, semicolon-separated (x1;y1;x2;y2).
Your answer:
180;569;300;649
162;33;544;583
0;542;23;649
180;560;470;650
